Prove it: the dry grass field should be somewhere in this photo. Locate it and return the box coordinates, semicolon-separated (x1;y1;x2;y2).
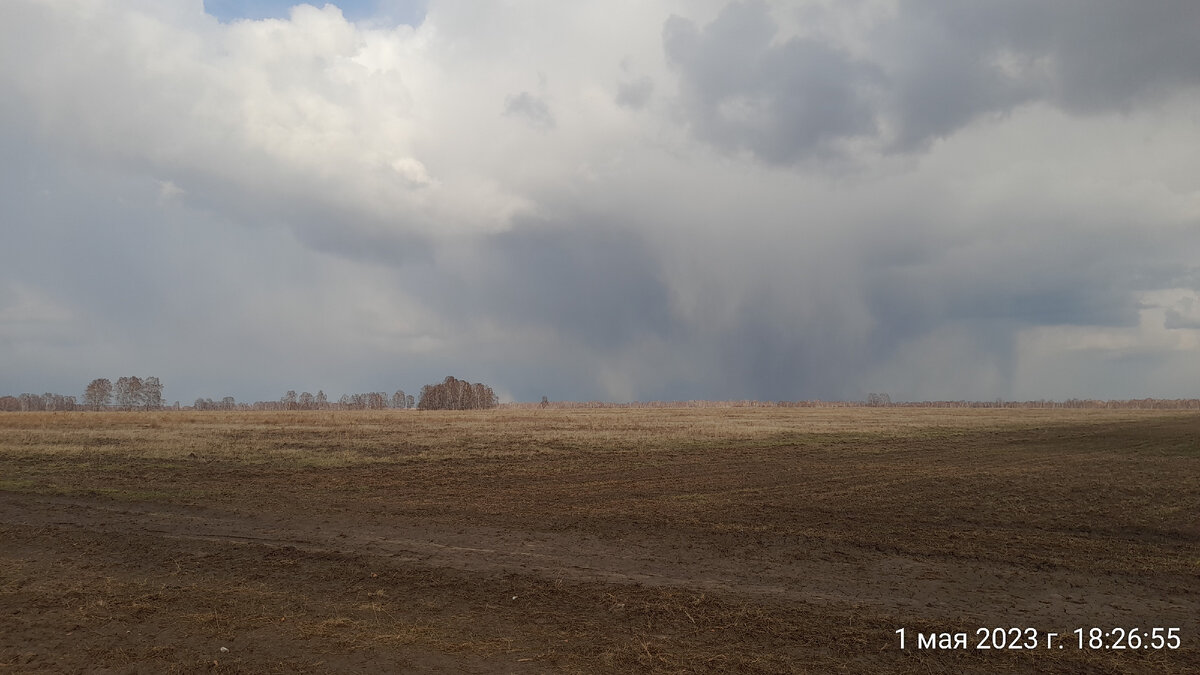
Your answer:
1;407;1197;673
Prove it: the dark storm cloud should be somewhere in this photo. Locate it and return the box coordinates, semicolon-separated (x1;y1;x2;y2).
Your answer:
864;239;1143;333
663;1;881;162
1004;0;1200;113
665;0;1200;161
429;217;678;352
712;288;868;401
885;0;1200;149
847;214;1186;388
880;1;1042;150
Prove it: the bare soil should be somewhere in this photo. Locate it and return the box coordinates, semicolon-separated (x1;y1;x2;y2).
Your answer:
1;408;1197;673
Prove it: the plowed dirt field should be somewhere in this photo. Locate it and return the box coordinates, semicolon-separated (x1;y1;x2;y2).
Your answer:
1;408;1197;672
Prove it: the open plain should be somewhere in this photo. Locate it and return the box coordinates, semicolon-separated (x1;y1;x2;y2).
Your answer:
1;407;1197;673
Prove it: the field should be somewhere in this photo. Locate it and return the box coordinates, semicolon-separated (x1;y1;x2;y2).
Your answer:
1;408;1198;673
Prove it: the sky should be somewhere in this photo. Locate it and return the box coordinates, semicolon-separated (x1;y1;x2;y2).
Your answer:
2;1;1200;405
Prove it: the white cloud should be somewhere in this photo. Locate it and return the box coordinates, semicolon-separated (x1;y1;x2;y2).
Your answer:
157;179;186;202
389;156;434;187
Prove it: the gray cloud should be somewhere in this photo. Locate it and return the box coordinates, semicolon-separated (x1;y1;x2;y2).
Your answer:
615;76;654;109
1164;311;1200;330
503;91;555;130
883;0;1200;150
424;218;678;353
1164;297;1200;330
664;1;1200;161
664;1;882;162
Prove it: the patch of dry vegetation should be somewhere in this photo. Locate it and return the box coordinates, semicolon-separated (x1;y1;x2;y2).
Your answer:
0;406;1187;462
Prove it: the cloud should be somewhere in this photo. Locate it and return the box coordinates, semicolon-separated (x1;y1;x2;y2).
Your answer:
663;1;882;163
880;0;1200;150
503;91;556;130
0;0;526;248
0;283;77;344
615;76;653;109
3;0;1200;403
662;0;1200;161
1164;296;1200;330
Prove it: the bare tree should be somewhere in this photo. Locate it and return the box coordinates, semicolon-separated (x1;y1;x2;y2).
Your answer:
17;394;43;411
392;390;407;409
417;385;436;410
473;383;492;408
866;392;892;407
42;393;77;411
114;376;144;410
83;378;113;411
142;377;163;410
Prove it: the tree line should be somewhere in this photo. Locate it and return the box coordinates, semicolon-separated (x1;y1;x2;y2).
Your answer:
6;381;1200;412
1;376;491;412
246;389;416;411
0;392;80;412
0;376;164;412
196;380;498;411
